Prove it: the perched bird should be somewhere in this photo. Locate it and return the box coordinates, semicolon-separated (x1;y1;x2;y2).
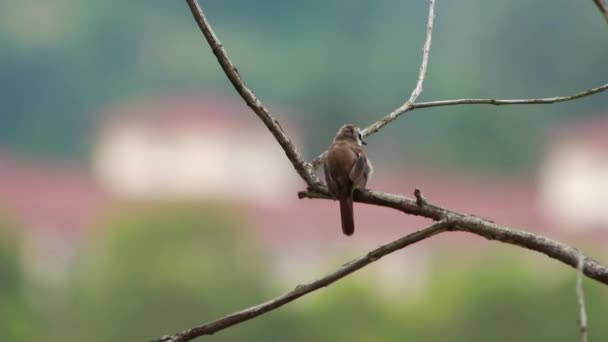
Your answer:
323;124;373;235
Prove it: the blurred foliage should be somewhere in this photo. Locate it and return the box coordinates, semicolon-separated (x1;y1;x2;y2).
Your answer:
0;0;606;170
0;207;607;341
67;204;272;341
291;256;608;341
0;218;37;342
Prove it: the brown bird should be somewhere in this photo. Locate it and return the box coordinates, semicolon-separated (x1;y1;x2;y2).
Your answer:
323;124;373;235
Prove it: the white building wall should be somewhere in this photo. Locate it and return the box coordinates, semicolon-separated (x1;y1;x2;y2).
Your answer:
538;143;608;230
94;125;297;204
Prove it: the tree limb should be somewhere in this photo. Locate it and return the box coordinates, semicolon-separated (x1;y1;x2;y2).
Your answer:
298;186;608;286
411;82;608;109
311;0;437;169
311;82;608;169
577;253;589;342
185;0;319;186
151;220;453;342
593;0;608;23
361;0;436;137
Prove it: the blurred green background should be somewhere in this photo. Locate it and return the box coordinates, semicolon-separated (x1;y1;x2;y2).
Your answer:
2;207;608;341
1;0;607;341
1;0;606;170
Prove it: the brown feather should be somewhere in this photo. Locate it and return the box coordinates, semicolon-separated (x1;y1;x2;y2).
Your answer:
323;124;372;236
339;196;354;235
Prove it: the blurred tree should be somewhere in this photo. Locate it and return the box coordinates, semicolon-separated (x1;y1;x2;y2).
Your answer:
292;255;608;341
11;206;603;342
66;204;279;342
408;256;608;341
0;219;37;342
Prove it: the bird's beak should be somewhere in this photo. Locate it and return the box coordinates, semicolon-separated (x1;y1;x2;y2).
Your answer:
362;139;367;145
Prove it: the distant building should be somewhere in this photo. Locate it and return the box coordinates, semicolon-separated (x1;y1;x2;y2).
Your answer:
93;93;300;205
538;115;608;231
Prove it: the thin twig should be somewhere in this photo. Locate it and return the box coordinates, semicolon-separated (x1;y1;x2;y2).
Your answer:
593;0;608;23
310;82;608;169
151;220;453;342
309;2;608;169
361;0;436;137
414;188;428;207
577;253;588;342
185;0;319;186
310;0;436;170
312;85;608;170
412;83;608;109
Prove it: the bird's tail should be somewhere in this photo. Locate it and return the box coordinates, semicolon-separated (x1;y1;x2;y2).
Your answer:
339;196;354;236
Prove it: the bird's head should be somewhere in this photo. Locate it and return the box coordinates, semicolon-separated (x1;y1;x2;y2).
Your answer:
334;124;366;146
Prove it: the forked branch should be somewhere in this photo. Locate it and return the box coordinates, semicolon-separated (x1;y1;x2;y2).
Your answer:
153;0;608;341
361;0;436;137
312;81;608;168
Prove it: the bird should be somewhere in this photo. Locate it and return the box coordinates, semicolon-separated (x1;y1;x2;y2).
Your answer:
323;124;373;235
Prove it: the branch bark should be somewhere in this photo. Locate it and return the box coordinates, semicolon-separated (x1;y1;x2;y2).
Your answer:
411;83;608;109
577;253;589;342
361;0;436;137
593;0;608;23
298;186;608;286
185;0;318;186
152;220;453;342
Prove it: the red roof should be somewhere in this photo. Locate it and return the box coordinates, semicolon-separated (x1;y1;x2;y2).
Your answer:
96;92;302;140
0;151;107;236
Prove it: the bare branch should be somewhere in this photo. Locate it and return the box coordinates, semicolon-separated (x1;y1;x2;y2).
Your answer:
361;0;436;137
152;220;453;342
577;253;589;342
360;78;608;143
298;185;608;286
175;1;608;341
188;0;608;175
593;0;608;23
414;188;428;207
310;0;436;170
411;82;608;109
185;0;319;186
153;184;608;342
310;82;608;170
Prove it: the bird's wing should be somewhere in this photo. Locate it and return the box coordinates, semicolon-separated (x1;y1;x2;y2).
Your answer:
349;148;372;189
323;156;339;197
